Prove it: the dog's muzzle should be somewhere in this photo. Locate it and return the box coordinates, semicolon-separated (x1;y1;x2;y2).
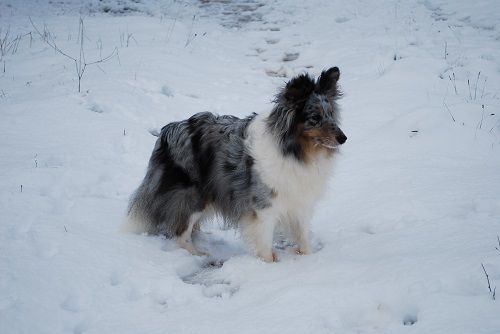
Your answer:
321;127;347;149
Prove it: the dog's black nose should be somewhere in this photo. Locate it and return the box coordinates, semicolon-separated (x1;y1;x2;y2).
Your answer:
336;133;347;145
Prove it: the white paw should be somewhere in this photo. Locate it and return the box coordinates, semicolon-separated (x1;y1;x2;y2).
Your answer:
296;245;311;255
257;250;278;262
178;239;207;256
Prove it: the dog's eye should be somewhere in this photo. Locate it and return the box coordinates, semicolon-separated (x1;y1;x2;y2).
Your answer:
307;114;322;127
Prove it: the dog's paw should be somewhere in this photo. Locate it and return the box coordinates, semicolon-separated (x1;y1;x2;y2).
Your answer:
258;250;278;263
296;247;311;255
177;240;208;257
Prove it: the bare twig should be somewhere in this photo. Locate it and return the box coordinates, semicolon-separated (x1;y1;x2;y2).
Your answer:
185;14;197;47
449;72;458;95
481;264;492;292
479;104;485;130
481;76;488;99
119;30;137;47
474;71;481;100
467;79;472;100
29;17;76;60
443;102;456;122
0;26;23;58
30;17;117;92
97;37;103;60
481;263;496;300
166;16;178;44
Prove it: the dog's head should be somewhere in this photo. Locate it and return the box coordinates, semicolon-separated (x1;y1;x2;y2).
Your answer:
269;67;346;162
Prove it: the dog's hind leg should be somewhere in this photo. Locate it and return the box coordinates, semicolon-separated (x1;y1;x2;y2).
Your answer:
177;212;206;256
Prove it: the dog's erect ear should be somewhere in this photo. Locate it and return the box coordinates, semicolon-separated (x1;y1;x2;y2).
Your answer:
283;74;316;103
316;67;340;95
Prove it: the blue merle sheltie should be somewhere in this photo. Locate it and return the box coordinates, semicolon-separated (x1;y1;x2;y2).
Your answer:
126;67;346;262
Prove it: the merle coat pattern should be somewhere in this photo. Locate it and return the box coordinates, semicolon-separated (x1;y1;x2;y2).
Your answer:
127;67;346;261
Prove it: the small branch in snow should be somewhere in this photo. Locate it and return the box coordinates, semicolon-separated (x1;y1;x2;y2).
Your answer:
448;72;457;95
97;37;103;60
20;185;23;193
64;225;68;232
495;235;500;252
120;31;137;48
185;15;197;47
474;71;481;100
29;17;117;93
475;104;486;138
443;102;456;122
444;41;447;59
165;15;178;44
481;76;488;99
481;263;496;300
0;26;22;58
467;79;472;100
479;104;485;130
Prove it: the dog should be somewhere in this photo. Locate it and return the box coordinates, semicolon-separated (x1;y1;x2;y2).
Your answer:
126;67;346;262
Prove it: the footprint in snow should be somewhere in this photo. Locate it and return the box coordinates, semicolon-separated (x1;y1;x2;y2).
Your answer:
33;238;59;259
9;221;32;240
335;16;350;23
73;321;89;334
89;102;104;114
265;67;288;78
109;269;127;286
182;259;239;298
60;293;82;313
265;38;279;45
403;313;418;326
161;84;174;97
282;52;299;62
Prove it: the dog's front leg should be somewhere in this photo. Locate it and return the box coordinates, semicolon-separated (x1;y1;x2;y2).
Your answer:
291;215;312;255
241;209;278;262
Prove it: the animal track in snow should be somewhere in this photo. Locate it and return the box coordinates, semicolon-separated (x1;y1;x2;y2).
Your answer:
403;313;418;326
34;239;59;259
60;294;82;313
109;270;127;286
182;259;239;298
265;67;288;78
282;52;299;62
265;38;279;45
335;16;351;23
73;320;89;334
89;102;104;113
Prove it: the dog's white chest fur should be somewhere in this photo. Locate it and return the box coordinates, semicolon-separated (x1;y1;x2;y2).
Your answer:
247;113;333;220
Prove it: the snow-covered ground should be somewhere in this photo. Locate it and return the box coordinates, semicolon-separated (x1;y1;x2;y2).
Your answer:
1;0;500;333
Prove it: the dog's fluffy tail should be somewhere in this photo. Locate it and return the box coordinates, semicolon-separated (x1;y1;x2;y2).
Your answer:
121;190;154;234
120;212;149;234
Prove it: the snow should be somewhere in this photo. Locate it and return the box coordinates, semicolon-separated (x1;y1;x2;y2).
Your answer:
1;0;500;333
